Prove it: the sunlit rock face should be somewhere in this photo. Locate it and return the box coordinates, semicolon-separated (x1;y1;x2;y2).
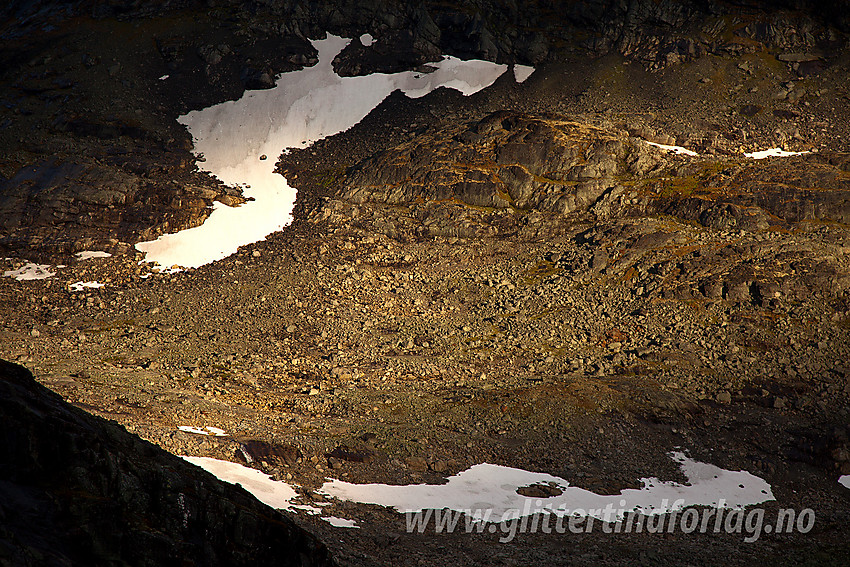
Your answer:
334;113;655;215
305;109;849;241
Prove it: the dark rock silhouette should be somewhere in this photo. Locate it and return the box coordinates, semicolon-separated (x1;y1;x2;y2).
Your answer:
0;359;336;567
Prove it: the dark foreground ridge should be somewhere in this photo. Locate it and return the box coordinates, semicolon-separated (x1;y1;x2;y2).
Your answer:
0;359;336;567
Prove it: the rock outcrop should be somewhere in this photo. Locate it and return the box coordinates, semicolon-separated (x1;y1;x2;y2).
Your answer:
3;0;847;66
0;359;336;567
0;155;243;261
284;110;850;308
336;112;662;215
300;111;850;233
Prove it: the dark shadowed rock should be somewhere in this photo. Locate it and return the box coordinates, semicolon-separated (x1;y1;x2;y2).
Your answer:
326;446;376;464
237;439;302;466
0;360;335;567
0;155;243;261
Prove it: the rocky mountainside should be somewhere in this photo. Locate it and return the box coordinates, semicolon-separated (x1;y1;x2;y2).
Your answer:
287;111;850;300
2;0;849;259
1;0;850;565
0;359;335;567
325;111;850;225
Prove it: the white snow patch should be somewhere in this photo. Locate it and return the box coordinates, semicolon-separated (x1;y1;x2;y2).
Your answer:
513;64;535;83
136;34;509;269
75;251;112;260
359;33;374;47
639;141;810;161
291;504;323;515
744;148;811;159
151;265;183;275
183;457;333;518
3;263;56;280
840;475;850;490
178;426;227;436
183;456;299;510
182;452;772;528
322;516;359;528
644;140;700;157
319;451;774;522
159;74;169;81
69;281;105;292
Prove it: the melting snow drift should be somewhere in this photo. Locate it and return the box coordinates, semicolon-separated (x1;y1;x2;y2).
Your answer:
744;148;810;159
185;451;773;530
3;263;55;280
69;281;105;292
136;35;514;269
320;451;774;521
322;516;359;528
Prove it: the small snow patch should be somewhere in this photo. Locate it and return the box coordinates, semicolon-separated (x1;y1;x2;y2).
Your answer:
322;516;359;528
644;140;699;157
3;263;55;280
178;426;227;436
513;65;535;83
744;148;810;159
76;251;112;260
359;33;374;47
69;281;105;292
840;475;850;490
159;74;169;81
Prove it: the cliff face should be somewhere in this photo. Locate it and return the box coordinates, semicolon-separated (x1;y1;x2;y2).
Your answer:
3;1;848;59
0;0;846;259
0;359;335;567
